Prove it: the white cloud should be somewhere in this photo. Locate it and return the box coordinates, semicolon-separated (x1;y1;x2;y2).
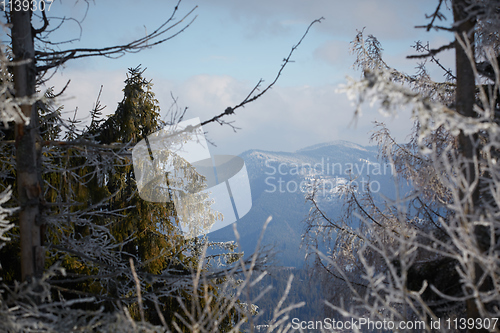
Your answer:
202;0;443;41
314;40;352;70
167;76;413;155
46;68;414;156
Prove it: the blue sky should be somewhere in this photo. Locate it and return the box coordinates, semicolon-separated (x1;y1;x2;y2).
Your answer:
37;0;455;155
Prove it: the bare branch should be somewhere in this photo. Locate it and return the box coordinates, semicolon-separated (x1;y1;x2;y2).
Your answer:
421;0;447;32
35;4;197;72
407;40;455;59
200;17;324;127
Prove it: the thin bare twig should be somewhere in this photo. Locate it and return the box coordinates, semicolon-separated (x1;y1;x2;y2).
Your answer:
35;4;197;72
423;0;446;32
130;258;145;323
200;17;324;128
407;41;455;59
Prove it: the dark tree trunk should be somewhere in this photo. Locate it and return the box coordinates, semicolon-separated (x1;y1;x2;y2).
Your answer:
11;8;44;281
453;0;477;205
453;0;494;329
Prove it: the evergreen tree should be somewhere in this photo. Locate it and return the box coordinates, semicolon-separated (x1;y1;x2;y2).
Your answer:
90;66;185;274
0;3;318;328
51;66;241;329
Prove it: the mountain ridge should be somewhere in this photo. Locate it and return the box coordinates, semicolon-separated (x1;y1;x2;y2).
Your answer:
239;140;378;160
207;140;397;268
295;140;372;153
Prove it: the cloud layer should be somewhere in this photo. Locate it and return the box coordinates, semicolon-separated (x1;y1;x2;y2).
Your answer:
44;0;446;155
47;69;413;156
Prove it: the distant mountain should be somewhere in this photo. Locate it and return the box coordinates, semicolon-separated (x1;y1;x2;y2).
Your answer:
207;140;399;268
296;140;374;153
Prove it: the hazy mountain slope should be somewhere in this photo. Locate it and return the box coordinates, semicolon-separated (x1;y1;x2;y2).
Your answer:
207;140;397;268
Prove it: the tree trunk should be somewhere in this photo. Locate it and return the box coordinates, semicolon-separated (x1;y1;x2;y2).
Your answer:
452;0;493;329
453;0;477;192
11;8;44;281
